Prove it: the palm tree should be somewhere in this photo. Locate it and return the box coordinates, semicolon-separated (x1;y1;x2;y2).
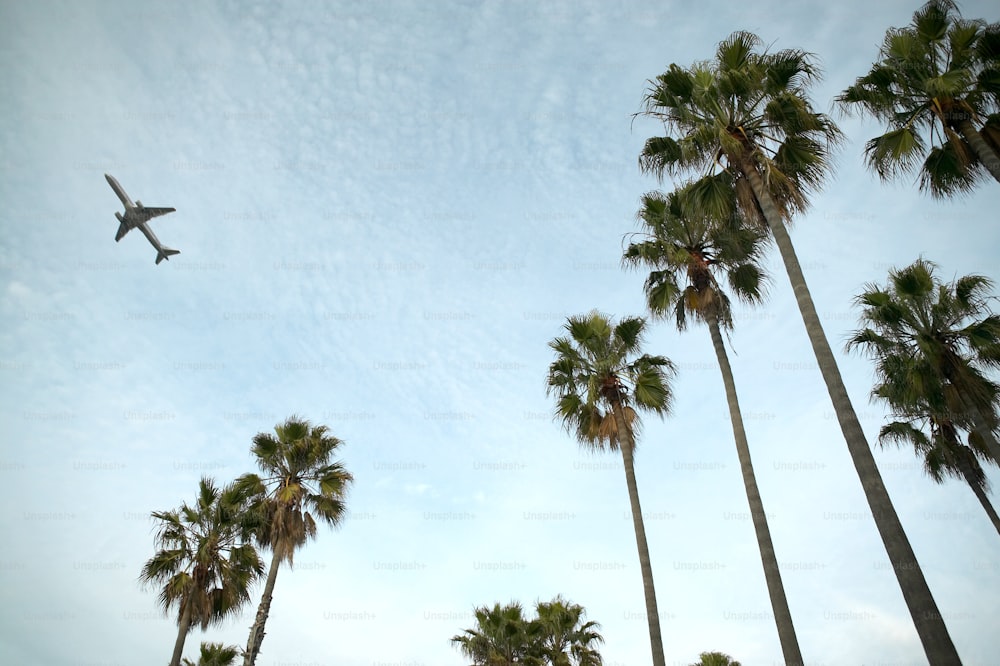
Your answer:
837;0;1000;195
182;642;241;666
451;598;604;666
638;31;961;663
622;185;802;666
238;417;353;666
546;311;675;666
451;601;540;666
848;258;1000;532
533;596;604;666
140;478;264;666
689;651;741;666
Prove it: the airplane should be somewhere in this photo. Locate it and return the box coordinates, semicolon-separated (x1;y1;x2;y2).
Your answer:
104;174;179;265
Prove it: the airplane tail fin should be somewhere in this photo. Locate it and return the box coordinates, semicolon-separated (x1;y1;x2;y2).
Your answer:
115;213;128;242
155;248;180;265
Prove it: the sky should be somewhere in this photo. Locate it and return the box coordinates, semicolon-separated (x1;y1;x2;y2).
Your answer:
1;0;999;664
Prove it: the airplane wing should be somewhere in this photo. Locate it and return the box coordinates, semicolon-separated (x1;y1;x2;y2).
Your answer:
115;217;129;241
104;174;134;208
143;207;176;219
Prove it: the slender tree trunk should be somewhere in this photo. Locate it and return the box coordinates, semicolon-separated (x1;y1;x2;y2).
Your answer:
609;399;666;666
243;549;282;666
742;164;961;665
956;456;1000;536
967;478;1000;537
169;600;193;666
956;118;1000;186
706;313;804;666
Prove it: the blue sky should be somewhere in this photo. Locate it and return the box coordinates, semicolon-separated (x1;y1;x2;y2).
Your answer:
2;0;999;664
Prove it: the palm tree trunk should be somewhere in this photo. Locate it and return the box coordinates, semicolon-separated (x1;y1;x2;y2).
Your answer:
706;313;804;666
742;163;961;665
243;549;282;666
967;479;1000;536
609;399;666;666
169;600;193;666
956;118;1000;185
956;456;1000;536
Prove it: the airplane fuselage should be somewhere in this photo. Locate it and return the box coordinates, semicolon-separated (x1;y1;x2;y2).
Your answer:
136;220;167;253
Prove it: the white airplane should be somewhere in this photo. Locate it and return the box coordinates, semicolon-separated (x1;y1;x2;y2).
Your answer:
105;174;179;265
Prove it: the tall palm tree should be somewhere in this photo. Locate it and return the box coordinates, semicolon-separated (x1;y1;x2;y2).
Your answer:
837;0;1000;195
238;417;353;666
622;185;802;666
140;478;264;666
639;31;961;663
533;596;604;666
451;598;604;666
451;601;540;666
182;642;241;666
848;258;1000;532
546;311;675;666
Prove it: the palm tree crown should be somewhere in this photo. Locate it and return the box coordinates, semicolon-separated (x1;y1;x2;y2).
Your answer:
240;417;354;561
639;31;842;225
546;311;675;450
848;258;1000;468
182;642;241;666
451;601;539;666
837;0;1000;195
689;651;742;666
622;184;768;329
533;596;604;666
